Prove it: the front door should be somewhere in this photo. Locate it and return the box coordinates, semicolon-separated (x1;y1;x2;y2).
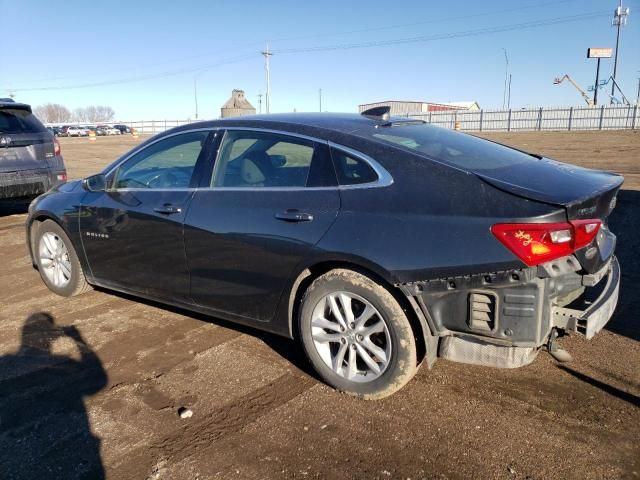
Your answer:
185;129;340;322
80;130;213;301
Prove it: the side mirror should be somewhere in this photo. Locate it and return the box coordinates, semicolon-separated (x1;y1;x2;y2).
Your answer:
82;173;107;192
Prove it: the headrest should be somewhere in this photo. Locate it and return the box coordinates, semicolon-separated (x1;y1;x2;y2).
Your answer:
240;157;266;185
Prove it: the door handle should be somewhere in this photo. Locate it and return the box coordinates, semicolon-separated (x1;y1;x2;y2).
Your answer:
275;210;314;222
154;204;182;215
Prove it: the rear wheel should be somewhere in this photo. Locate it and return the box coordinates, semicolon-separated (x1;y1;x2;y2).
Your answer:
299;269;417;399
33;220;91;297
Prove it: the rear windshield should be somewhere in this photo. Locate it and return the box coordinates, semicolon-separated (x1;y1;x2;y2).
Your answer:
365;124;538;172
0;108;47;134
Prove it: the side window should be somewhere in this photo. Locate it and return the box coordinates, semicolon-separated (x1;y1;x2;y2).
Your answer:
113;131;209;189
330;148;379;185
212;131;333;188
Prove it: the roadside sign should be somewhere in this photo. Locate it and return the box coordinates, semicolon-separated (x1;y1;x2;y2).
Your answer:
587;48;612;58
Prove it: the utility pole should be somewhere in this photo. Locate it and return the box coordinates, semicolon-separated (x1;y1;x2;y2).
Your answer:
636;77;640;105
507;74;512;109
258;93;263;114
502;48;509;109
261;45;273;114
319;88;322;112
594;57;602;106
193;77;198;120
610;2;630;104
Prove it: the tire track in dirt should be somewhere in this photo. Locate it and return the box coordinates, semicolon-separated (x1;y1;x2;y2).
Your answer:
0;222;25;232
110;372;316;478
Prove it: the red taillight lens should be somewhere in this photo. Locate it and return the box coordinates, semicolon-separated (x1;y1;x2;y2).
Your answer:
491;220;601;266
572;219;602;249
54;138;61;156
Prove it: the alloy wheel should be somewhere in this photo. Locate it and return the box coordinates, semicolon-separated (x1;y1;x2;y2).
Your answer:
310;291;392;383
39;232;72;288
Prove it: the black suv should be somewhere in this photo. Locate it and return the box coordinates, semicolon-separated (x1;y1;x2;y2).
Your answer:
0;100;67;200
113;124;131;134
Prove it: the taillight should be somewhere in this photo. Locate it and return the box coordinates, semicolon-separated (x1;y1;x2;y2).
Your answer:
54;137;61;156
491;220;601;266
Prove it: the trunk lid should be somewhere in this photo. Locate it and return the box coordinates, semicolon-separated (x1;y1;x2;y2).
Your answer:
474;157;623;221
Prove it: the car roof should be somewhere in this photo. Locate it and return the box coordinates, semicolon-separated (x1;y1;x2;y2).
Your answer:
0;101;32;112
194;113;394;135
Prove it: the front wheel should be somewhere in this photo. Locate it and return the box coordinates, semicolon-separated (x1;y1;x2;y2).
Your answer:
299;269;417;400
33;220;92;297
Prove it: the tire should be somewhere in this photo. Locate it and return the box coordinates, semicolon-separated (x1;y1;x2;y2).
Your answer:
299;269;417;400
33;220;91;297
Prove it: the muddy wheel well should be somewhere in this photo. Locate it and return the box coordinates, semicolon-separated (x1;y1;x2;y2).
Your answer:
288;261;427;364
27;215;65;261
27;216;47;260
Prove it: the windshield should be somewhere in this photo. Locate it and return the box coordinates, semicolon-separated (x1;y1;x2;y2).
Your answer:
364;124;538;172
0;109;47;134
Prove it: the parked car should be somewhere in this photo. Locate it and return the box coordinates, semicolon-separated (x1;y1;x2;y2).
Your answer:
66;126;87;137
0;100;67;200
113;124;131;134
26;109;622;399
97;125;121;135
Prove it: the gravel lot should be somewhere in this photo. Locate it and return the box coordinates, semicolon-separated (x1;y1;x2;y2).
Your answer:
1;130;638;480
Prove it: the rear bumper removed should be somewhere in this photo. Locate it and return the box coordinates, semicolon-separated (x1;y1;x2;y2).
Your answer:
552;256;620;340
400;256;620;368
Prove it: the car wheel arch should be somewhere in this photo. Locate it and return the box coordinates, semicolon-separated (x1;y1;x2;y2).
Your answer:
286;260;429;366
28;213;75;265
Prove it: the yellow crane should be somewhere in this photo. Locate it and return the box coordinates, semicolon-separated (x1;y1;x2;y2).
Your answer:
553;75;594;107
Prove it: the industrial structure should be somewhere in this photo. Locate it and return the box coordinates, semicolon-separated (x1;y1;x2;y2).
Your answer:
554;75;594;106
358;100;480;116
220;89;256;118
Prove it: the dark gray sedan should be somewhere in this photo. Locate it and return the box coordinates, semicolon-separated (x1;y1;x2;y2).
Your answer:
26;109;622;399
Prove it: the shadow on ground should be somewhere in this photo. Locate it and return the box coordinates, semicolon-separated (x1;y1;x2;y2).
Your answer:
605;189;640;342
0;198;30;217
0;313;107;480
558;364;640;407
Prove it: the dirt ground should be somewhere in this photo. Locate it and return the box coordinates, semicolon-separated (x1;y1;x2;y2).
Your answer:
0;131;638;480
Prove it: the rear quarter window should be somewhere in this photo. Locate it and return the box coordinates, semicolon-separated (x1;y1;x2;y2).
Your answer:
368;124;538;173
0;109;47;134
331;148;378;185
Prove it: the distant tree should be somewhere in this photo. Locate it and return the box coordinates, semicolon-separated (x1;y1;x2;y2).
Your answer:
72;106;115;123
33;103;72;124
72;107;88;123
91;106;115;122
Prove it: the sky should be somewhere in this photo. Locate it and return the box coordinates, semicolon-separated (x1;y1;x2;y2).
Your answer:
2;0;639;121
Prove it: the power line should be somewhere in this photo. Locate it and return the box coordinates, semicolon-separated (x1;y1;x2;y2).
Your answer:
4;10;609;93
13;0;585;87
5;54;256;92
264;0;586;45
271;11;609;54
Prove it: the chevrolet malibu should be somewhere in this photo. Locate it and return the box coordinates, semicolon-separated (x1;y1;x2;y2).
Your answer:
26;109;622;399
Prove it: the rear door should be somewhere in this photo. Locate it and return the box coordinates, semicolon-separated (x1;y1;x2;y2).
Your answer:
184;129;340;322
80;129;214;301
